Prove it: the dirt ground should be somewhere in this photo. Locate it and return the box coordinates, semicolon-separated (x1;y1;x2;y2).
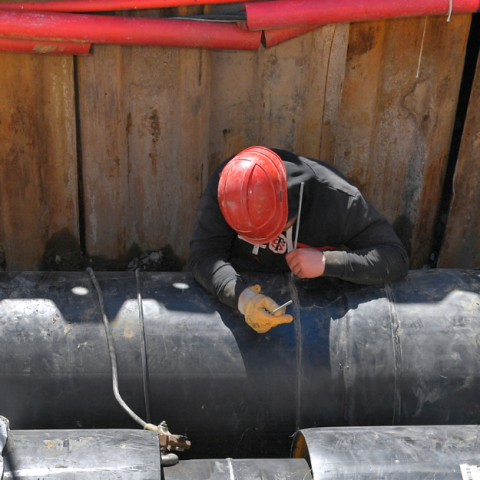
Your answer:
40;228;185;272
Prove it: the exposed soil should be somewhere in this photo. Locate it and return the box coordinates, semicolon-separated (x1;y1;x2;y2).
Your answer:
39;228;185;273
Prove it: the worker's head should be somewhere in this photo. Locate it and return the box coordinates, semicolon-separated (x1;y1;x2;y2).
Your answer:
218;146;288;244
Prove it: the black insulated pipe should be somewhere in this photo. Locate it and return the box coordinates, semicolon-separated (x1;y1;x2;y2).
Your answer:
3;425;480;479
293;425;480;480
0;269;479;458
2;429;161;479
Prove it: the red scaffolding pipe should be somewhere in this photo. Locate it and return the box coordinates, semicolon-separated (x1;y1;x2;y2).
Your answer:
0;37;91;54
263;25;320;48
0;10;261;50
245;0;480;31
0;0;244;13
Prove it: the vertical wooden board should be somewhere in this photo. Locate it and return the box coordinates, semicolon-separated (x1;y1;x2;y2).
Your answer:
207;26;349;176
77;45;129;258
0;53;78;270
78;44;210;261
334;20;387;194
258;24;349;162
438;51;480;268
207;48;261;175
334;15;470;266
409;14;470;266
123;46;210;258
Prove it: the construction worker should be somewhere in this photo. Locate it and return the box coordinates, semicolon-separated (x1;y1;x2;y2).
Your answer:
190;147;409;334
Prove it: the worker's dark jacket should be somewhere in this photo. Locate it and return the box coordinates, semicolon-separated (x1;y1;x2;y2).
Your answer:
190;149;409;310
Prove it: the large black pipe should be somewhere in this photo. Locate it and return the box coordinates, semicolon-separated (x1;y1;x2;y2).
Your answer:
0;269;479;458
3;424;479;479
293;425;480;479
3;428;161;479
163;459;312;480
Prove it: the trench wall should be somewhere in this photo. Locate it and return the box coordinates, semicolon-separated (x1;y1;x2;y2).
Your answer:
0;11;478;271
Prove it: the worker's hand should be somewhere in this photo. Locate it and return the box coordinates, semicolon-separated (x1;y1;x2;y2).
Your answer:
243;294;293;334
286;248;326;278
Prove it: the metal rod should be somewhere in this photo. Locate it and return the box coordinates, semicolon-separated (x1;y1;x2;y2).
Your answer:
291;181;305;279
87;267;147;428
293;182;305;250
271;299;293;314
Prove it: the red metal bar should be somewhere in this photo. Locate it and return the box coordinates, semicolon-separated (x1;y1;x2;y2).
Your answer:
0;0;244;12
263;25;320;48
0;36;91;54
0;10;262;50
245;0;480;31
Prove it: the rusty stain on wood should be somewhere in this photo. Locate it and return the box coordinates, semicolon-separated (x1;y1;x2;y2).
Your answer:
0;52;78;270
439;48;480;268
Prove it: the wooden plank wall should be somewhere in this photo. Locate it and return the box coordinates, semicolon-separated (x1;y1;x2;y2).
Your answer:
438;49;480;268
0;54;78;270
334;15;471;268
0;14;474;271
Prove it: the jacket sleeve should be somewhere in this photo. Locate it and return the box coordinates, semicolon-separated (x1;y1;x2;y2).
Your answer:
323;192;409;284
189;168;248;310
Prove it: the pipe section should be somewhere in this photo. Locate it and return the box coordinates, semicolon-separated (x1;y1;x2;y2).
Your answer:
293;425;480;479
0;270;480;458
245;0;480;31
0;11;261;50
0;0;244;12
263;25;320;48
3;429;161;479
0;37;91;54
164;459;312;480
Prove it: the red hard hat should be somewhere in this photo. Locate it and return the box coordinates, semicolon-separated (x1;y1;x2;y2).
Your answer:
218;146;288;244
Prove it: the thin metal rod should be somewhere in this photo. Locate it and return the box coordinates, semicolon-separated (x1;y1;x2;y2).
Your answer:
271;299;293;314
135;269;152;424
293;182;305;250
291;182;305;279
87;267;146;428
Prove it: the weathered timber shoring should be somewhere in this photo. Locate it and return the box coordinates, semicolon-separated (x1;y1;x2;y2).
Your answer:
0;14;476;271
439;31;480;269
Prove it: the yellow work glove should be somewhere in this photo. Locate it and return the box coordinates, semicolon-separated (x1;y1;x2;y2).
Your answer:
243;293;293;334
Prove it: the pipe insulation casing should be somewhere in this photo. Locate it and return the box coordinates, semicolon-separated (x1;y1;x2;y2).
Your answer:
0;11;261;50
245;0;480;31
163;459;312;480
293;425;480;479
2;429;161;479
0;270;480;458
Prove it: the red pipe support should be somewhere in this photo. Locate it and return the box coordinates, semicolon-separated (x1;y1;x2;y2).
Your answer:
0;37;91;54
245;0;480;31
0;10;261;50
0;0;244;13
263;25;320;48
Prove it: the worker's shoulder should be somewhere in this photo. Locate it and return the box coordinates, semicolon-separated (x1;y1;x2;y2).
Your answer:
273;149;360;198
